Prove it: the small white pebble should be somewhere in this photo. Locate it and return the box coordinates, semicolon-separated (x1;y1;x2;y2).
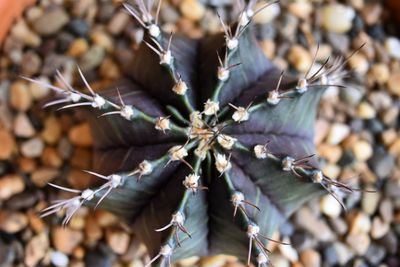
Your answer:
384;37;400;59
51;251;69;267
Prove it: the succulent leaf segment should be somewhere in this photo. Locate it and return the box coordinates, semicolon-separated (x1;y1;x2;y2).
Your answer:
26;1;366;266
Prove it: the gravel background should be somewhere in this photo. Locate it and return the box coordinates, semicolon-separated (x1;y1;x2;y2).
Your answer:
0;0;399;266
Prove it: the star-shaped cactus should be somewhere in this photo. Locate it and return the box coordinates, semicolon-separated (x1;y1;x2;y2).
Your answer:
26;1;366;266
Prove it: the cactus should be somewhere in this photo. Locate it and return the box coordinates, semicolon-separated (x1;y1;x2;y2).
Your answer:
25;1;366;266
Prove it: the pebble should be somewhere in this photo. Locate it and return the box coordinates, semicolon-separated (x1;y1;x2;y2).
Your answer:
51;251;69;267
346;233;370;255
67;169;92;190
13;112;36;138
278;237;298;262
11;20;41;47
106;230;130;255
21;51;42;76
368;148;395;179
41;116;62;145
328;217;348;235
10;81;32;112
287;45;312;73
293;207;335;242
20;137;44;158
348;53;369;75
387;71;400;97
24;233;49;267
91;31;113;52
0;130;15;160
33;8;69;35
269;254;289;267
85;215;103;242
199;255;229;267
350;211;371;234
321;4;355;33
327;123;350;145
339;84;364;105
361;190;380;215
371;216;389;239
379;198;393;223
68;38;89;57
287;1;313;19
52;227;84;255
365;243;386;265
67;19;89;37
78;45;105;71
42;147;63;168
384;37;400;59
320;194;342;218
107;12;130;35
300;249;320;267
352;140;373;161
368;63;390;85
6;191;39;210
0;211;28;233
254;1;281;24
31;168;59;187
332;242;353;265
69;123;93;147
356;102;376;119
85;245;113;267
180;0;206;22
28;76;51;100
0;175;25;200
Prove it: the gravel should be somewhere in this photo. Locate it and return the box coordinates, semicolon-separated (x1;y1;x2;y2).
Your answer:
0;0;399;266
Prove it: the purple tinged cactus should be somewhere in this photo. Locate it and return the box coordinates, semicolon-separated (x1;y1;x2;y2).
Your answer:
24;0;372;266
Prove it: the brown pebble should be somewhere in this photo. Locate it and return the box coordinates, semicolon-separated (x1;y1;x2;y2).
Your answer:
41;147;63;168
0;175;25;200
13;112;36;138
388;71;400;97
260;40;276;59
107;11;130;35
67;169;92;190
106;229;130;254
287;45;312;73
85;215;103;242
69;123;93;147
95;210;119;227
369;63;389;85
20;51;42;76
300;249;321;267
25;233;49;267
18;157;37;173
10;81;32;111
52;227;84;254
27;211;46;233
0;211;28;233
0;129;15;159
180;0;205;22
41;116;62;145
31;168;59;187
68;38;89;57
99;58;121;80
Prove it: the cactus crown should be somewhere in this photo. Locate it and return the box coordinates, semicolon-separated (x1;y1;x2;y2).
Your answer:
26;1;366;266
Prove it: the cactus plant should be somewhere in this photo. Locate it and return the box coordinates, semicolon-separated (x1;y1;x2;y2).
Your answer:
26;1;366;266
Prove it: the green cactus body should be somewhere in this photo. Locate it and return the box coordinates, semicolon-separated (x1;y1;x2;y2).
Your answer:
28;1;361;266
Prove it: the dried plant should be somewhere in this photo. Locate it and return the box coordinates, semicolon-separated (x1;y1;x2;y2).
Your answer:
25;1;369;266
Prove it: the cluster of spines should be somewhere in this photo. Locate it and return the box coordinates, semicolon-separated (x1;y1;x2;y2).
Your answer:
24;1;370;266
